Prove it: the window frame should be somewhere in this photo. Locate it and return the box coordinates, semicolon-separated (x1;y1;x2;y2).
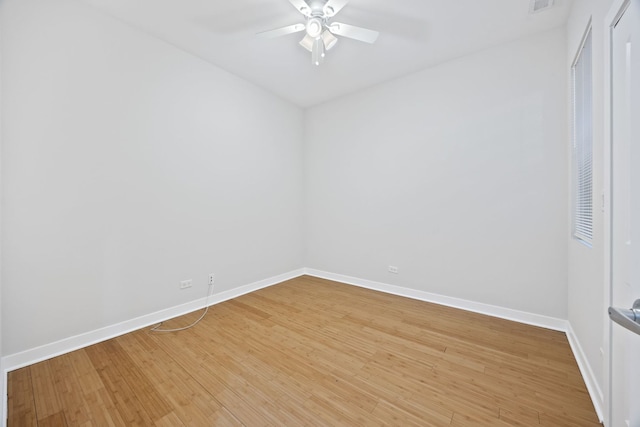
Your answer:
571;26;594;247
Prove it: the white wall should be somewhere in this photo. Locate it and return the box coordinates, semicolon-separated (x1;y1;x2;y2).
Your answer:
0;17;4;421
0;0;304;356
566;0;614;416
305;29;569;319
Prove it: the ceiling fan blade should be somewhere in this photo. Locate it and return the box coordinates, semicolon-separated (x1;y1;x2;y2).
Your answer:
329;22;379;44
257;23;305;38
288;0;312;16
323;0;349;17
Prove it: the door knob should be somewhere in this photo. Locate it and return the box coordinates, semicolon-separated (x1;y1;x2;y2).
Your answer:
609;299;640;336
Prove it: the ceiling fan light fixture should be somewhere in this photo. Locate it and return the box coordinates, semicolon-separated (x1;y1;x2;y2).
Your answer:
299;34;314;52
321;30;338;51
306;18;323;38
529;0;554;13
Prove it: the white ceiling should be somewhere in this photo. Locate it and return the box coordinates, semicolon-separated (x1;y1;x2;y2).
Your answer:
81;0;573;107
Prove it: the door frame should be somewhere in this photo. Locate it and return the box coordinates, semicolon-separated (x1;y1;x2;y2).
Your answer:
603;0;633;426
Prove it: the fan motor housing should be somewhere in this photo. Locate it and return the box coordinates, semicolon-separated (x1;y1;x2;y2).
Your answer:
306;18;324;38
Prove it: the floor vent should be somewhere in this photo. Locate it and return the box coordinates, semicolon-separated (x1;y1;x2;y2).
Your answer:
529;0;555;14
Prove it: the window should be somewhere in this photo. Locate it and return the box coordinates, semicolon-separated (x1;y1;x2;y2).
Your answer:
572;29;593;246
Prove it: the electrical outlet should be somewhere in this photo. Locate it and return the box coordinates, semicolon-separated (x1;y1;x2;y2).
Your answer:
180;279;192;289
388;266;399;274
208;273;215;286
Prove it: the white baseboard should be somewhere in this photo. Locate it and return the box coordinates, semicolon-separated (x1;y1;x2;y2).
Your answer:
304;268;568;331
566;323;604;422
1;268;305;373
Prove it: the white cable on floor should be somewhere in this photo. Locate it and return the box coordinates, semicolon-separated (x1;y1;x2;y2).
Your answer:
150;283;214;333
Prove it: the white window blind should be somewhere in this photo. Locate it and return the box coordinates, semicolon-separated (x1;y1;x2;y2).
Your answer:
572;30;593;246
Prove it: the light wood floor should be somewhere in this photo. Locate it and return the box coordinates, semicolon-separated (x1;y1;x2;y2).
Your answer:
8;276;601;426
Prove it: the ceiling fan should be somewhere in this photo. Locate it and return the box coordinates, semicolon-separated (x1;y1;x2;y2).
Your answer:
257;0;379;66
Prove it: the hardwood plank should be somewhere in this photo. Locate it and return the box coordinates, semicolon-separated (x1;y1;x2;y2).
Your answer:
451;410;514;426
81;388;128;426
84;341;166;425
29;361;65;421
539;410;604;427
7;368;37;427
117;331;243;426
37;412;68;427
7;276;601;427
153;412;186;427
45;354;102;425
371;398;452;427
498;404;540;425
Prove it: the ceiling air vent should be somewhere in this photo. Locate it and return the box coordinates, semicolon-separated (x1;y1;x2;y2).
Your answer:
529;0;555;14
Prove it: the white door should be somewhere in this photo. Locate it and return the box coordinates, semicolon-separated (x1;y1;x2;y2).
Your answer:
610;1;640;426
